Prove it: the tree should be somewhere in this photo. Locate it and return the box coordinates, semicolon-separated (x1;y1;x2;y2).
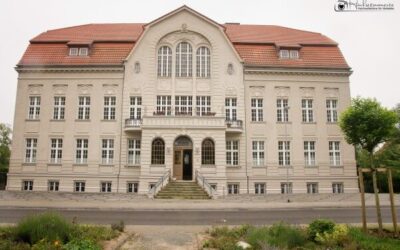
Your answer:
0;123;11;173
340;97;398;233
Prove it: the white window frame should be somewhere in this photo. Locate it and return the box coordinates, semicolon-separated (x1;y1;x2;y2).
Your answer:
278;141;291;166
280;49;299;59
279;49;289;59
48;180;59;191
130;96;142;119
127;182;139;193
307;183;318;194
251;98;263;122
69;48;79;56
176;42;192;77
28;96;40;120
156;96;172;116
75;139;88;164
79;47;88;56
196;96;211;116
175;96;193;115
226;140;239;166
157;46;172;77
281;182;293;194
196;46;210;78
326;99;338;123
301;99;314;123
25;138;37;163
304;141;316;166
329;141;341;166
225;98;237;121
277;98;289;122
22;180;33;191
101;139;114;165
255;183;266;195
100;181;112;193
127;139;141;165
332;182;344;193
289;50;299;59
50;138;63;164
227;183;239;195
78;96;90;120
74;181;85;192
103;96;116;120
53;96;65;120
252;141;265;166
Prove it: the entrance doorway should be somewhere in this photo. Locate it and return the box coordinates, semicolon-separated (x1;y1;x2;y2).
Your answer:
173;136;193;180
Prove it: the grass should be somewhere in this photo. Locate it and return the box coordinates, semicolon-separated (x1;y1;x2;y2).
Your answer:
0;212;121;250
203;222;400;250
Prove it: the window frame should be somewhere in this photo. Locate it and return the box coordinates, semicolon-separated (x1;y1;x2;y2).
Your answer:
277;98;289;122
175;96;193;116
225;98;237;121
252;141;265;166
329;141;341;166
101;139;114;165
251;98;263;122
157;46;172;77
255;183;266;195
201;138;215;165
196;96;211;116
48;180;60;192
196;46;211;78
227;183;239;195
226;140;239;166
53;96;65;120
301;99;314;123
304;141;316;167
332;182;344;193
151;138;165;165
127;139;141;165
281;182;293;194
50;138;63;164
127;182;139;193
78;96;90;120
28;96;41;120
129;96;142;119
156;96;172;116
326;99;338;123
25;138;38;163
103;96;116;120
278;141;291;166
75;138;88;164
74;181;85;192
307;182;319;194
100;181;112;193
22;180;33;191
175;42;193;77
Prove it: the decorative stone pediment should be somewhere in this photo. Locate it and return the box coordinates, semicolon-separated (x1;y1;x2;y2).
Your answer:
77;84;93;95
300;87;315;98
52;84;68;95
249;86;265;97
275;86;290;97
103;84;118;95
28;84;43;95
324;87;339;98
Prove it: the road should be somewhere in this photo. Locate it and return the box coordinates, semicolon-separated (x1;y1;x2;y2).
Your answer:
0;206;399;225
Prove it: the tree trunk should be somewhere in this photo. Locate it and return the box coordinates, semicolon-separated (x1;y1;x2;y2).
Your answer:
370;153;383;234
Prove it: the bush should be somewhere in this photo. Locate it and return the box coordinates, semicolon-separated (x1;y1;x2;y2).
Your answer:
111;220;124;232
63;238;101;250
348;227;400;250
267;222;307;249
308;219;335;241
315;224;350;247
15;212;72;245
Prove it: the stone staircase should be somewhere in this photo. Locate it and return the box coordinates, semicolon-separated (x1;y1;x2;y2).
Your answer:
155;181;211;199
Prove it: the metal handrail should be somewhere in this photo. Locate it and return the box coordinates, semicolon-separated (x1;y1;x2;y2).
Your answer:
148;169;171;198
195;169;215;198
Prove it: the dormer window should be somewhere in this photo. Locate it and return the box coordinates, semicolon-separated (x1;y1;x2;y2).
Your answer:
69;47;89;56
279;49;299;59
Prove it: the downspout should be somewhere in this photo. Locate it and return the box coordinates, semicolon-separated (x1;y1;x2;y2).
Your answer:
243;63;249;194
116;63;126;193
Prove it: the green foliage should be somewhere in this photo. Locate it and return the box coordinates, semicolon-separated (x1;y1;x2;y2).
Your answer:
70;225;119;242
339;97;398;153
15;212;72;245
348;227;400;250
0;123;11;173
315;224;350;247
31;238;63;250
63;238;101;250
307;219;335;241
266;222;307;249
111;220;125;232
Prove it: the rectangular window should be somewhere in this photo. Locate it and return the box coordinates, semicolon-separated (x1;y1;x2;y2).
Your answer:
75;139;88;164
196;96;211;116
50;138;63;164
74;181;85;192
226;140;239;166
78;96;90;120
281;182;293;194
326;99;338;122
130;97;142;119
225;98;237;121
277;99;289;122
332;183;344;193
304;141;316;166
103;96;116;120
53;96;65;120
210;184;217;191
329;141;341;166
255;183;266;195
79;47;88;56
280;49;299;59
289;50;299;59
227;184;239;194
22;180;33;191
156;96;172;115
101;139;114;165
251;98;263;122
28;96;41;119
307;183;318;194
128;139;141;165
69;48;79;56
301;99;314;122
48;181;59;191
100;182;112;193
175;96;192;115
278;141;291;166
127;182;138;193
279;49;289;59
25;138;37;163
252;141;265;166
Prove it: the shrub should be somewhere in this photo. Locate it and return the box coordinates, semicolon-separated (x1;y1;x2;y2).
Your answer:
15;212;72;245
348;227;400;250
265;222;307;249
63;238;101;250
111;220;125;232
308;219;335;241
31;239;63;250
315;224;349;247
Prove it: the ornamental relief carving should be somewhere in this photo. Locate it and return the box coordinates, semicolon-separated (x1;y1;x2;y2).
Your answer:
249;86;265;97
52;84;68;95
225;87;237;96
102;84;118;95
275;86;290;97
300;87;315;98
28;84;43;95
324;87;339;98
159;31;210;47
77;84;93;95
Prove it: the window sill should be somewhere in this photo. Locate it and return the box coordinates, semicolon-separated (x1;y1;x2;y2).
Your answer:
227;165;241;168
150;164;165;167
302;122;317;124
99;164;114;167
201;164;216;168
47;163;62;166
276;122;292;124
326;122;338;125
25;119;40;122
125;164;140;168
250;121;266;124
75;119;91;122
50;119;65;122
330;165;344;168
73;163;88;166
278;165;293;169
252;165;267;168
22;163;36;166
101;119;117;122
305;165;319;168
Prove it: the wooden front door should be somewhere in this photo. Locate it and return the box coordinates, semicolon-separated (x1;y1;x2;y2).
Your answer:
173;150;183;180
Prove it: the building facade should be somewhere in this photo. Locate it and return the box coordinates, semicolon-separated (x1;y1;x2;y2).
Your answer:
7;6;358;196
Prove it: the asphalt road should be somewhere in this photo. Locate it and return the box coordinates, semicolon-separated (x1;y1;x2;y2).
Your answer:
0;207;399;225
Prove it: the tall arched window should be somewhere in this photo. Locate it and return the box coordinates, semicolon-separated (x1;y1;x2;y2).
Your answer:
151;138;165;164
201;139;215;165
157;46;172;77
176;42;192;77
196;46;210;78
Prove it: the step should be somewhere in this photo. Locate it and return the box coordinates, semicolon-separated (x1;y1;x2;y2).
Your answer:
155;195;210;199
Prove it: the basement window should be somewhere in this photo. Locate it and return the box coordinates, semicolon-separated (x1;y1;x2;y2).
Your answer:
69;47;89;56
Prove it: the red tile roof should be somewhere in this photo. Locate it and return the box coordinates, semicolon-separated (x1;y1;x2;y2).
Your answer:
18;23;349;69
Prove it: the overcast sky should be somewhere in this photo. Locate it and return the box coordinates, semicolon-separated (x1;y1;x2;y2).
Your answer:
0;0;399;126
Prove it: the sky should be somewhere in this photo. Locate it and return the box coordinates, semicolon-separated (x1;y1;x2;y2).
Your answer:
0;0;399;126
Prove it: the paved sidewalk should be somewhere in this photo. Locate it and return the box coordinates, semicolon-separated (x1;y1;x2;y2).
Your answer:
0;191;399;210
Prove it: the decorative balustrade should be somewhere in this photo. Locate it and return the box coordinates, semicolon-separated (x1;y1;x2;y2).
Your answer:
124;119;142;131
195;170;216;198
148;169;171;198
225;120;243;132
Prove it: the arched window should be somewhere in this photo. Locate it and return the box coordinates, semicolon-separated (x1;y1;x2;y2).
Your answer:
176;42;192;77
201;139;215;165
196;46;210;78
157;46;172;77
151;138;165;164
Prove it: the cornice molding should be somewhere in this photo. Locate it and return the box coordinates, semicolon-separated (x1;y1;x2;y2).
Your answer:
16;66;124;73
244;67;352;76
